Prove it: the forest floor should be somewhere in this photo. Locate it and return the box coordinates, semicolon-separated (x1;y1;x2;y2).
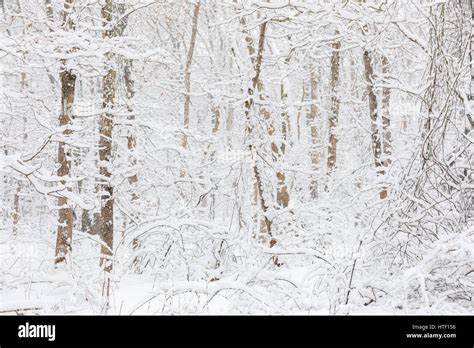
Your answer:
2;224;472;315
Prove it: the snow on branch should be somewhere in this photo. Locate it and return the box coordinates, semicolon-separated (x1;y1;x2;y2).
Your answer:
1;154;93;210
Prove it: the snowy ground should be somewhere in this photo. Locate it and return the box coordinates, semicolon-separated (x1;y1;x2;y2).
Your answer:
2;224;472;315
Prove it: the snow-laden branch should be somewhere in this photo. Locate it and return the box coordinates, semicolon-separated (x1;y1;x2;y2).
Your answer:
1;154;93;210
129;279;278;314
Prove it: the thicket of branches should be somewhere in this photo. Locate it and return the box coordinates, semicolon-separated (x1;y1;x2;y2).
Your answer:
0;0;472;314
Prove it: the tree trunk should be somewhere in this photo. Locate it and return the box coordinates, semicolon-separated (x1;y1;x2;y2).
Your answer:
55;68;76;264
12;181;20;235
55;0;76;264
117;4;138;205
362;50;385;199
380;55;392;199
277;56;291;209
125;56;143;270
242;21;273;239
182;1;200;150
124;60;139;196
99;0;116;276
242;19;289;254
280;56;291;155
327;36;341;176
12;72;28;236
212;104;220;134
307;69;319;198
296;79;305;142
468;0;474;130
114;2;142;268
81;206;91;233
226;105;233;149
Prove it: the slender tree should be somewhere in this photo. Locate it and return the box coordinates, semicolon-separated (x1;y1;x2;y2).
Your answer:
55;0;77;264
243;20;272;239
307;69;319;198
327;35;341;176
363;50;386;199
182;0;201;150
468;0;474;130
380;55;392;173
99;0;117;278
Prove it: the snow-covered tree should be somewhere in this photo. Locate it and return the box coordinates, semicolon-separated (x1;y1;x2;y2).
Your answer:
0;0;472;315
